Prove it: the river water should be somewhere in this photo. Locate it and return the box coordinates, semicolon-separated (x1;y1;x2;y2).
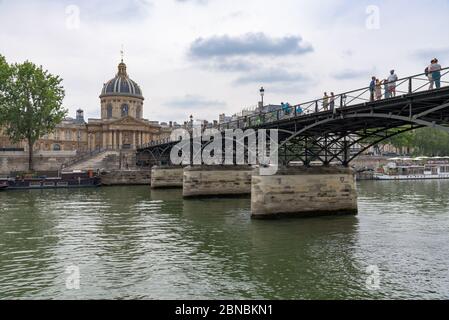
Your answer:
1;180;448;300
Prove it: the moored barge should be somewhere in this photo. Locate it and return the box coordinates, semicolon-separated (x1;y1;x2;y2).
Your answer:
0;171;101;191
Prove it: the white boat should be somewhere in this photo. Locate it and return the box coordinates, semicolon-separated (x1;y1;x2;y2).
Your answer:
374;157;449;180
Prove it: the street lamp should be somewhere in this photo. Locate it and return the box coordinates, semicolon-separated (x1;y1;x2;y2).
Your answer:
189;115;194;130
259;87;265;108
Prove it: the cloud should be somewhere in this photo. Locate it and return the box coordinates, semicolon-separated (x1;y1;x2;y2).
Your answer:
175;0;209;4
332;69;373;80
267;83;313;96
234;68;309;85
341;50;354;58
3;0;446;125
63;0;153;22
208;59;257;72
413;47;449;62
189;33;313;58
164;95;226;108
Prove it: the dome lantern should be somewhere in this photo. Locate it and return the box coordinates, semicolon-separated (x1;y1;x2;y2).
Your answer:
117;61;127;77
100;59;143;99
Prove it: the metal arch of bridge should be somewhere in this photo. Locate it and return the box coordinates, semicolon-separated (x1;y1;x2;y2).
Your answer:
136;143;173;167
275;96;449;165
277;125;422;166
137;68;449;167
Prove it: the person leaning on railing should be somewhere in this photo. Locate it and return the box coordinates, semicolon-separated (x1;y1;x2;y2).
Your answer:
383;79;390;99
369;77;376;102
280;102;290;116
329;92;335;112
429;58;442;89
387;70;398;97
322;92;329;111
375;79;382;100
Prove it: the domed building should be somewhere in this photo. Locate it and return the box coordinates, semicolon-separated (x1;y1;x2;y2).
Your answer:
85;58;167;151
100;60;144;120
1;58;172;156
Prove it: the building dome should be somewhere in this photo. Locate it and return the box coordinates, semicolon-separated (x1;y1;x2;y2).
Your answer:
100;60;143;99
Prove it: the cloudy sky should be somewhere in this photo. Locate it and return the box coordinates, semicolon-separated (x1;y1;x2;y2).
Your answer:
1;0;448;123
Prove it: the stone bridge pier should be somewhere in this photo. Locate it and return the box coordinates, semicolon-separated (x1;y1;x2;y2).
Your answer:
183;165;254;198
150;166;184;189
251;166;358;219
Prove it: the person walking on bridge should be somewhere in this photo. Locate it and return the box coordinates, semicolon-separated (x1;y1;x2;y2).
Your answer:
322;92;329;111
429;58;442;89
369;77;376;102
387;70;398;97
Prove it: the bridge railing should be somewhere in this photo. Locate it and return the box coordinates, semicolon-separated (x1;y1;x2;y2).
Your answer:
218;66;449;130
140;66;449;148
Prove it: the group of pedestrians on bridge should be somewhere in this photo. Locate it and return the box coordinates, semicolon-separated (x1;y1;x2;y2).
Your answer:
271;58;444;120
322;92;336;112
369;70;399;102
234;58;445;129
368;58;442;102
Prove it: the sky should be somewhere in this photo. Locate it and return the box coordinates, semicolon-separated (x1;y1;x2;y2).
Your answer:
1;0;449;123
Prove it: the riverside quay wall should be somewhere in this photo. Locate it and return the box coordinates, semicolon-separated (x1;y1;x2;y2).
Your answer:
0;151;76;175
101;170;151;186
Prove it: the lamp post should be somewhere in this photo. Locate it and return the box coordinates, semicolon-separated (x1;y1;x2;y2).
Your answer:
259;86;265;108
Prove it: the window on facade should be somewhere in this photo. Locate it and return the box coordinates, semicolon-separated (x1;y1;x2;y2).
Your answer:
107;104;113;118
53;144;61;151
121;104;129;117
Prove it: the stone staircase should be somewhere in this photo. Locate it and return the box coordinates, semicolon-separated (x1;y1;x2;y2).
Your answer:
61;148;138;171
63;150;120;171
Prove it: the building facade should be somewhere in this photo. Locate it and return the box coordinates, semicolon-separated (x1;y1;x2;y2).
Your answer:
0;59;172;153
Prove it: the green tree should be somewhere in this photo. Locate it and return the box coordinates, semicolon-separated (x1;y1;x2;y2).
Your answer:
384;130;414;154
0;55;66;171
358;126;449;156
358;127;414;155
411;128;449;156
0;55;12;123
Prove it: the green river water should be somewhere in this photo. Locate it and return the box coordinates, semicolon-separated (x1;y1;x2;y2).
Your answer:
1;180;448;299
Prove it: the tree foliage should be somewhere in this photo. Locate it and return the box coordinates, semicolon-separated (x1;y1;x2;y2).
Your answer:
0;54;66;171
362;127;449;156
410;128;449;156
0;55;13;123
